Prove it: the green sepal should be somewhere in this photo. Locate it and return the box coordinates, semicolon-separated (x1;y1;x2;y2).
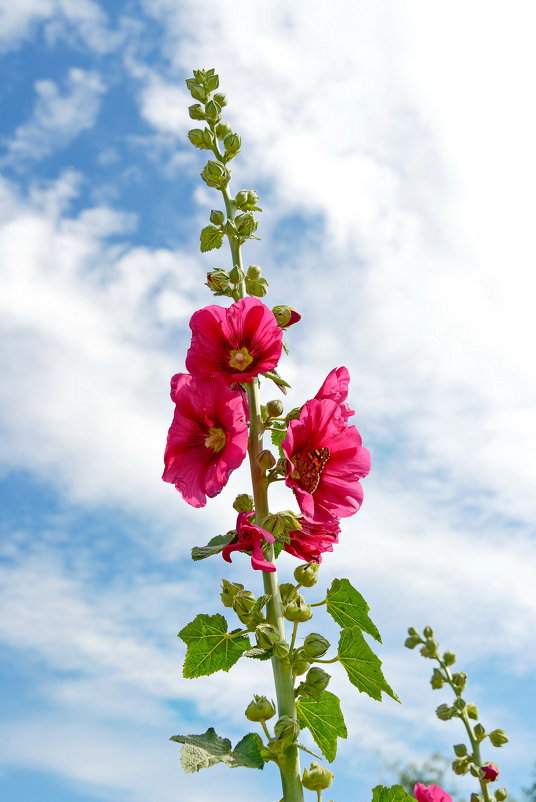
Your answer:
200;225;224;253
326;578;382;642
371;786;415;802
191;532;234;561
338;627;399;702
179;614;251;677
171;728;264;772
296;690;347;763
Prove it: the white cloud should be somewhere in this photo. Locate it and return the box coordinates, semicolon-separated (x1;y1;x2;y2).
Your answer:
2;68;105;166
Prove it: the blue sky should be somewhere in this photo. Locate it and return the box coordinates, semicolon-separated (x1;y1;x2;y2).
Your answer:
1;2;535;802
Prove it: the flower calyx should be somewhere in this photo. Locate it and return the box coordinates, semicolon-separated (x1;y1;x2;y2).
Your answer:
245;694;276;723
302;762;334;791
296;666;331;700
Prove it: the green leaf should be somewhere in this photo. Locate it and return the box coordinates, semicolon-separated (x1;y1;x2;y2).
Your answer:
296;690;347;762
191;532;234;561
338;627;399;703
200;225;224;252
171;728;264;772
326;578;382;642
179;614;251;677
243;646;273;660
372;785;415;802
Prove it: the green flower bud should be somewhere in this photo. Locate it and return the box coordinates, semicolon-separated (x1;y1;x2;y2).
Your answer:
233;493;254;513
405;636;421;649
274;715;300;747
234;190;249;208
213;92;227;106
443;650;456;666
224;132;241;158
215;121;232;140
245;278;269;297
474;723;486;741
189;83;208;103
206;268;230;295
407;626;420;637
192;69;208;84
220;579;244;608
301;667;331;696
436;704;455;721
209;209;225;226
204;99;221;123
247;189;260;206
453;743;468;757
470;764;482;778
302;762;334;791
188;103;205;121
255;623;281;650
452;757;472;775
453;697;467;712
200;160;230;190
471;795;485;802
452;672;467;692
247;264;263;280
205;73;219;92
266;398;283;418
188;128;213;149
294;561;320;588
495;788;508;801
272;305;292;327
430;668;445;689
423;625;434;638
489;729;508;747
303;633;330;659
279;583;298;605
466;702;479;720
257;449;276;470
273;640;290;660
292;657;311;676
235;212;258;237
232;590;265;627
245;695;276;722
228;264;244;285
284;594;313;622
420;639;440;659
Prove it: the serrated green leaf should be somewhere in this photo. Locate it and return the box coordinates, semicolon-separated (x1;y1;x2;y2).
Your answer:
191;532;234;561
326;578;382;642
171;727;264;772
200;225;224;252
179;614;251;677
296;691;347;762
338;628;399;703
372;785;415;802
243;647;273;660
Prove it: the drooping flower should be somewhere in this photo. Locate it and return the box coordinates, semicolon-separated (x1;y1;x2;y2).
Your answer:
481;764;500;782
282;396;370;524
185;297;283;385
162;373;248;507
314;366;355;419
414;784;453;802
284;517;341;563
222;511;276;572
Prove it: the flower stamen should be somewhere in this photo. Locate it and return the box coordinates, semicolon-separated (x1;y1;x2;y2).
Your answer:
228;347;254;371
204;426;227;452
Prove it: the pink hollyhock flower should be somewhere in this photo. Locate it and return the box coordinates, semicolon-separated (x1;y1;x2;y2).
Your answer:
282;397;370;524
222;511;276;572
414;784;453;802
314;366;355;419
162;373;248;508
284;517;341;563
481;764;500;782
186;297;283;385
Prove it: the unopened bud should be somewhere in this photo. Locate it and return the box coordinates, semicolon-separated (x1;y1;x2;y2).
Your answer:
453;743;468;757
279;583;298;605
206;268;230;294
257;449;276;470
495;788;508;801
233;493;254;513
430;668;445;689
255;623;280;650
188;103;205;120
235;212;257;237
452;757;471;775
266;399;284;418
294;561;320;588
284;594;313;622
247;264;263;280
471;795;485;802
245;695;276;722
407;626;419;637
405;636;421;649
200;160;230;190
209;209;225;226
215;121;232;139
273;640;290;660
489;729;509;747
292;657;311;676
220;579;244;608
452;672;467;692
228;264;244;284
420;639;440;659
205;72;219;92
245;277;269;297
302;762;334;791
302;666;330;694
474;723;486;741
443;650;456;666
204;99;221;123
466;703;479;720
188;128;213;149
223;220;237;238
247;190;259;206
423;625;434;638
303;633;330;659
436;704;455;721
453;697;467;713
274;715;300;746
223;132;241;158
481;764;500;782
235;190;249;208
213;92;227;106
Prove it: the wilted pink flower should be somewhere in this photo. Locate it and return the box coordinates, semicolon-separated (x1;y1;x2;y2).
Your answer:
284;517;341;563
282;396;370;524
481;764;500;782
222;511;276;572
414;783;453;802
162;373;248;507
186;297;283;385
314;366;355;419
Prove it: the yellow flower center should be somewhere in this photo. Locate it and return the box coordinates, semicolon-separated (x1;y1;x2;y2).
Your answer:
204;427;226;453
228;347;253;371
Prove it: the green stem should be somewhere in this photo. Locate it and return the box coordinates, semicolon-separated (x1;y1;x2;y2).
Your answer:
289;620;299;654
213;143;303;802
314;655;340;664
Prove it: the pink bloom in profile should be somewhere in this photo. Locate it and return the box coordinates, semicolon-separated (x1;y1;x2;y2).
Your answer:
481;764;500;782
186;297;283;385
414;784;453;802
162;373;248;508
282;397;370;524
222;511;276;572
314;366;355;420
284;517;341;563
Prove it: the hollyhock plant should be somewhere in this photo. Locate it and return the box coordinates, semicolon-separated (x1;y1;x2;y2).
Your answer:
284;517;341;563
314;365;355;419
222;511;276;572
282;396;371;524
162;373;248;507
414;784;453;802
185;296;283;385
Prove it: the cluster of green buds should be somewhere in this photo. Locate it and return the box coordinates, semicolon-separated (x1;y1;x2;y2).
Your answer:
406;626;509;802
261;510;301;548
221;580;269;629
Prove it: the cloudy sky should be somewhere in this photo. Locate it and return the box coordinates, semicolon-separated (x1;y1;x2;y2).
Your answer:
1;2;535;801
